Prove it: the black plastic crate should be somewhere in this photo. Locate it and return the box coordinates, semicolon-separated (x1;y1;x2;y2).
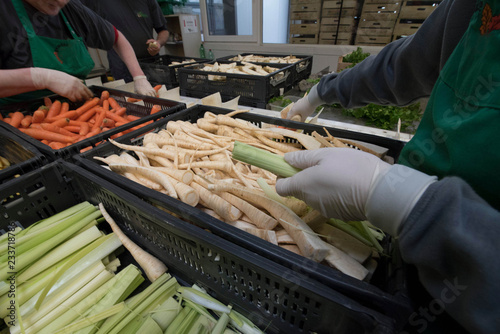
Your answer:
0;129;47;184
139;55;210;89
0;160;396;334
178;60;293;108
74;104;412;326
217;53;313;86
0;86;185;161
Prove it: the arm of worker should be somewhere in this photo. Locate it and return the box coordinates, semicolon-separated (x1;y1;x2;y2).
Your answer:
113;30;156;96
275;148;500;334
0;68;92;102
286;0;475;121
146;29;169;56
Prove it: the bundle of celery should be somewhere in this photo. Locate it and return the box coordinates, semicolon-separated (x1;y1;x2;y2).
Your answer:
0;202;265;334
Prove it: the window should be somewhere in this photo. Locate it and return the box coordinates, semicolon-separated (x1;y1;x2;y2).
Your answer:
200;0;258;42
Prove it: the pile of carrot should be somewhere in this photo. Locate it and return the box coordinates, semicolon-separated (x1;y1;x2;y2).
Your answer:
0;91;163;150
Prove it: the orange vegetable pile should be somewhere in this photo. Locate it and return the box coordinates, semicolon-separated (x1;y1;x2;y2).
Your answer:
0;91;163;151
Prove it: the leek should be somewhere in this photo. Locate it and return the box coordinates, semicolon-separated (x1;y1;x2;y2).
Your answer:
12;270;114;334
53;303;125;334
35;233;122;310
72;264;144;334
17;225;102;283
211;312;230;334
232;141;301;178
35;271;116;334
135;316;163;334
0;210;101;281
178;287;231;314
150;297;181;331
95;273;174;334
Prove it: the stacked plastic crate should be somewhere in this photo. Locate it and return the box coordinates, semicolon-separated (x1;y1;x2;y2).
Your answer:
355;0;402;46
318;0;359;45
392;1;442;40
289;0;323;44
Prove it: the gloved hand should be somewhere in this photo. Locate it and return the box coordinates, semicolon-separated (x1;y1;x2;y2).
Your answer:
286;84;324;122
146;39;161;56
133;75;156;97
276;148;390;221
30;67;93;102
276;148;437;236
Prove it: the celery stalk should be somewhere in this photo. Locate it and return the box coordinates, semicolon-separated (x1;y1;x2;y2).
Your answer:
232;141;301;178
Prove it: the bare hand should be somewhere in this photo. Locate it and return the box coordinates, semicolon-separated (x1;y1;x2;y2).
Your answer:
146;39;161;56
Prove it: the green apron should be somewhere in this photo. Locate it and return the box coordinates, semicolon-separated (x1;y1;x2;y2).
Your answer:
1;0;95;105
398;0;500;210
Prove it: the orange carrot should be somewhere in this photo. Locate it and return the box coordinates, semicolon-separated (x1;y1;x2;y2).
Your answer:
3;118;12;124
0;113;3;121
108;97;121;111
76;106;98;122
10;111;24;128
79;122;90;136
100;90;110;105
92;108;107;131
154;84;162;92
126;115;140;122
19;128;76;143
60;102;70;114
105;111;129;124
46;100;62;118
48;141;67;150
102;118;116;128
103;100;109;112
127;97;142;103
44;97;52;107
21;115;33;128
85;128;101;139
32;109;46;123
63;125;81;133
51;118;70;128
150;105;161;114
75;97;100;118
41;123;77;137
115;107;127;116
110;131;124;139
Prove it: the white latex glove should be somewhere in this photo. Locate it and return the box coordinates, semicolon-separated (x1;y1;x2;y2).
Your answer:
133;75;156;97
287;84;324;121
31;67;93;102
275;148;437;235
146;39;161;56
276;148;389;221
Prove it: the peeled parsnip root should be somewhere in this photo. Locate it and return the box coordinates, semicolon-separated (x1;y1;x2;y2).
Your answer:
98;203;167;282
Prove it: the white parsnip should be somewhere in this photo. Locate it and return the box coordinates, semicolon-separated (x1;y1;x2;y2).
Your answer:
98;204;167;282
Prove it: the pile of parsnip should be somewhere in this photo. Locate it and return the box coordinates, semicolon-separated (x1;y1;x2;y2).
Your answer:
200;62;285;82
94;104;384;281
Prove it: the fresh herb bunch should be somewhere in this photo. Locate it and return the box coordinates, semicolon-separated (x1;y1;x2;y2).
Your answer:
342;102;422;133
269;96;293;107
342;47;371;66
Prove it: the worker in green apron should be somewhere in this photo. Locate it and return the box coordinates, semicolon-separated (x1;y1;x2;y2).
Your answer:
277;0;500;332
0;0;156;105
